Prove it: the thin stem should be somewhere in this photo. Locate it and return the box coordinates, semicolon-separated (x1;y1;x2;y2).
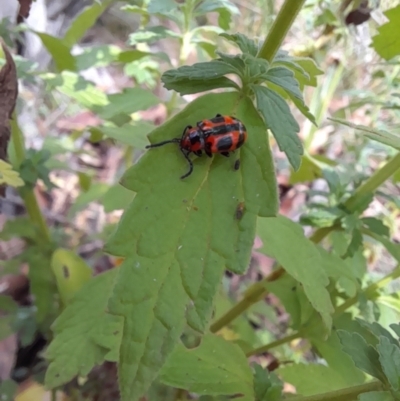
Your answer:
288;380;383;401
344;152;400;211
257;0;306;62
11;114;51;243
246;331;301;357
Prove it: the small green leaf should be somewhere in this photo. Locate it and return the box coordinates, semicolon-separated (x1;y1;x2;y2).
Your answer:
0;216;37;240
0;160;24;187
358;391;394;401
253;364;283;401
75;44;122;70
97;88;159;120
93;121;153;149
377;336;400;391
361;217;390;237
294;58;324;87
161;60;240;95
300;206;345;228
252;85;303;170
63;0;115;48
330;118;400;150
194;0;239;30
51;248;93;305
258;215;333;330
220;32;258;56
129;26;180;45
160;334;253;399
42;71;108;109
371;5;400;60
263;67;303;100
148;0;178;14
45;269;123;388
342;228;363;259
358;320;398;346
337;330;386;382
33;32;76;72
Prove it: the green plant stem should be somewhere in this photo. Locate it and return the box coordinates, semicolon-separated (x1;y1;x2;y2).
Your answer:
211;152;400;334
246;331;301;357
10;114;51;243
257;0;306;62
344;152;400;211
288;380;383;401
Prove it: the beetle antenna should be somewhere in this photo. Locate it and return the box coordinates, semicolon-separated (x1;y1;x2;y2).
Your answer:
180;148;193;179
146;138;180;149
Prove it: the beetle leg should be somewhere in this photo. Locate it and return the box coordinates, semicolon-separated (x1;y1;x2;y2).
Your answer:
194;150;203;156
205;147;212;158
221;152;230;157
181;125;193;138
180;149;193;179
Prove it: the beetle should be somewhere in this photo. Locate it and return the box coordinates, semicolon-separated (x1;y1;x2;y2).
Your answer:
145;114;247;179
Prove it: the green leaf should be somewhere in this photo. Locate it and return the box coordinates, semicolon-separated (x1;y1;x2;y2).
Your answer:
294;58;324;87
358;391;394;401
148;0;178;14
377;336;400;390
97;88;159;120
371;5;400;60
92;121;153;149
337;330;386;382
45;269;123;388
63;0;115;48
262;66;316;124
19;149;55;190
51;248;93;305
317;246;358;297
42;71;108;109
361;217;390;237
0;380;17;401
160;334;253;399
330;118;400;150
300;206;345;228
104;92;278;401
0;216;37;241
253;364;283;401
252;85;303;170
277;363;349;396
161;60;240;95
220;32;258;56
194;0;239;30
33;32;76;72
75;44;122;70
0;160;24;187
129;26;180;45
257;215;333;330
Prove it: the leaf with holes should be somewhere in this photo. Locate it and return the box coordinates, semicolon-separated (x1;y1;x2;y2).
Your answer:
104;91;278;401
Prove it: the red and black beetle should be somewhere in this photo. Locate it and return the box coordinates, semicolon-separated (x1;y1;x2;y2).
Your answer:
145;114;247;179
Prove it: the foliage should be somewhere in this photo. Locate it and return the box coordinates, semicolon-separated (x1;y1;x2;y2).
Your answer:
2;1;400;401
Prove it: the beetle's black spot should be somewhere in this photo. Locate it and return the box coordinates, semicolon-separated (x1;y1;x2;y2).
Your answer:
216;135;233;151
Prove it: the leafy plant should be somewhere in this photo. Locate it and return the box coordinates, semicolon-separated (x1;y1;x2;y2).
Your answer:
3;1;400;401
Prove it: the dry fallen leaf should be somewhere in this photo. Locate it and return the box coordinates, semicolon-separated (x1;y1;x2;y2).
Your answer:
0;39;18;196
17;0;33;23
